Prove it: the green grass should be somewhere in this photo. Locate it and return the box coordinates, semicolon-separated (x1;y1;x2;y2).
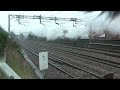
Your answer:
5;40;39;79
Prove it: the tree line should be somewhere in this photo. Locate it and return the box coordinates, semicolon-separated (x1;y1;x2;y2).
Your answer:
0;26;8;56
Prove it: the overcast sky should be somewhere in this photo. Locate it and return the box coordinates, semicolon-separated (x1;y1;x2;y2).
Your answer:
0;11;120;39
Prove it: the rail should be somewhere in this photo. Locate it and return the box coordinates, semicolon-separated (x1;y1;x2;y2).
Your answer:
19;43;114;79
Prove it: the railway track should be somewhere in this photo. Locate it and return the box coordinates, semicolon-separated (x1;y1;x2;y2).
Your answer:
21;40;120;69
89;44;120;53
71;43;120;54
18;43;115;78
39;41;120;58
21;45;100;79
49;42;120;56
20;39;120;58
21;45;75;79
21;41;120;78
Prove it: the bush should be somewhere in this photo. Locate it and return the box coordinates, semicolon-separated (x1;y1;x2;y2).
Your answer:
0;26;8;56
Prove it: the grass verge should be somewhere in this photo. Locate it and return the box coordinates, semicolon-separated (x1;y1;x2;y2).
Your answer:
3;40;39;79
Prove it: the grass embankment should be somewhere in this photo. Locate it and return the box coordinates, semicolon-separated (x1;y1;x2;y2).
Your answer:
4;39;39;79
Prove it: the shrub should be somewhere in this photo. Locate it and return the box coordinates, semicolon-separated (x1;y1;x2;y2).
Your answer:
0;26;8;56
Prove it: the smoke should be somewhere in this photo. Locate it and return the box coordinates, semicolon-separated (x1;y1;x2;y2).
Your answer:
107;16;120;34
30;21;90;40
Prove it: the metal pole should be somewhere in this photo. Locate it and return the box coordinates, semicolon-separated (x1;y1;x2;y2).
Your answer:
40;15;41;24
40;70;46;79
8;14;10;37
89;23;92;44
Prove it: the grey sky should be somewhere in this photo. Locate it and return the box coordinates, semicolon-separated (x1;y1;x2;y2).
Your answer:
0;11;120;39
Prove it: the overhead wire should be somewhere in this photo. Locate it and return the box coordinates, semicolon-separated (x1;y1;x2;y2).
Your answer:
49;11;62;17
11;11;90;30
38;11;63;26
43;11;53;16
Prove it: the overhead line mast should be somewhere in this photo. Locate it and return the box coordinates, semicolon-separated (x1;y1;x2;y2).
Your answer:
8;14;85;37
